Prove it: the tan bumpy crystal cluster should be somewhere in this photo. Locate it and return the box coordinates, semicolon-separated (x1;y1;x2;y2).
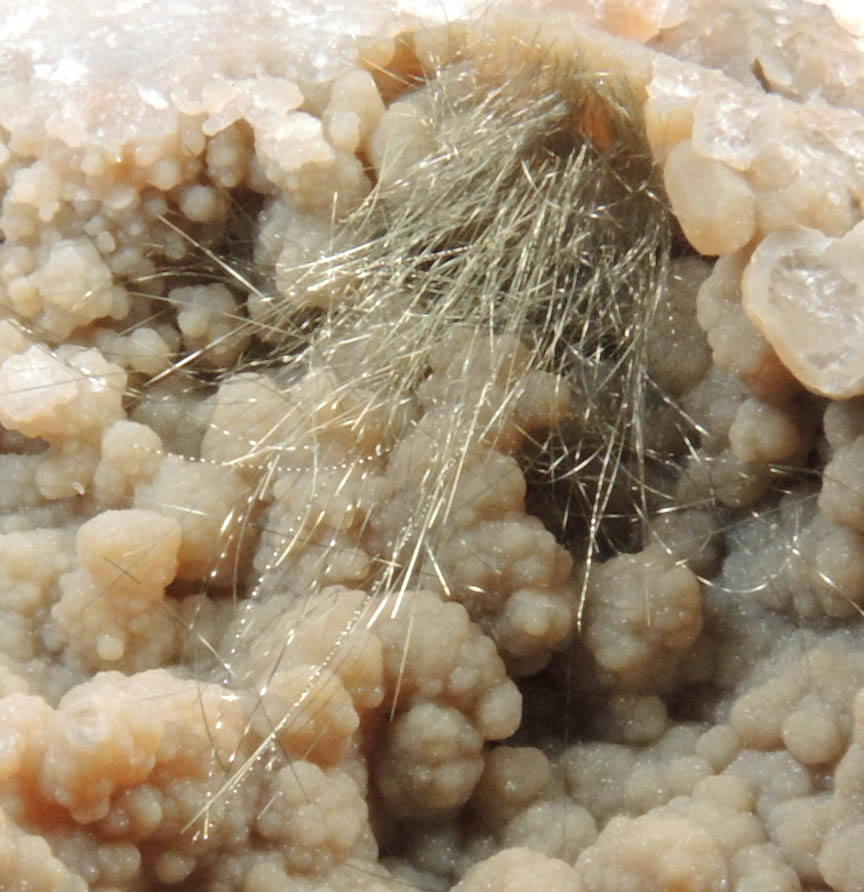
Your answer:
2;1;864;890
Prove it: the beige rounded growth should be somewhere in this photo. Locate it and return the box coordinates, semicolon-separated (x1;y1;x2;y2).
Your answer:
663;139;757;256
742;222;864;398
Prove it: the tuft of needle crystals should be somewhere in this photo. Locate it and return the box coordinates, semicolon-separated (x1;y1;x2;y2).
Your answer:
232;53;678;623
179;49;701;862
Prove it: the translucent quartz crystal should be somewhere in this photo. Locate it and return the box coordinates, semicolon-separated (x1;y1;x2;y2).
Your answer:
743;223;864;398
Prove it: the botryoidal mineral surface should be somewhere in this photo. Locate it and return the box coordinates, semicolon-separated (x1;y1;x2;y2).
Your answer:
1;1;864;890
